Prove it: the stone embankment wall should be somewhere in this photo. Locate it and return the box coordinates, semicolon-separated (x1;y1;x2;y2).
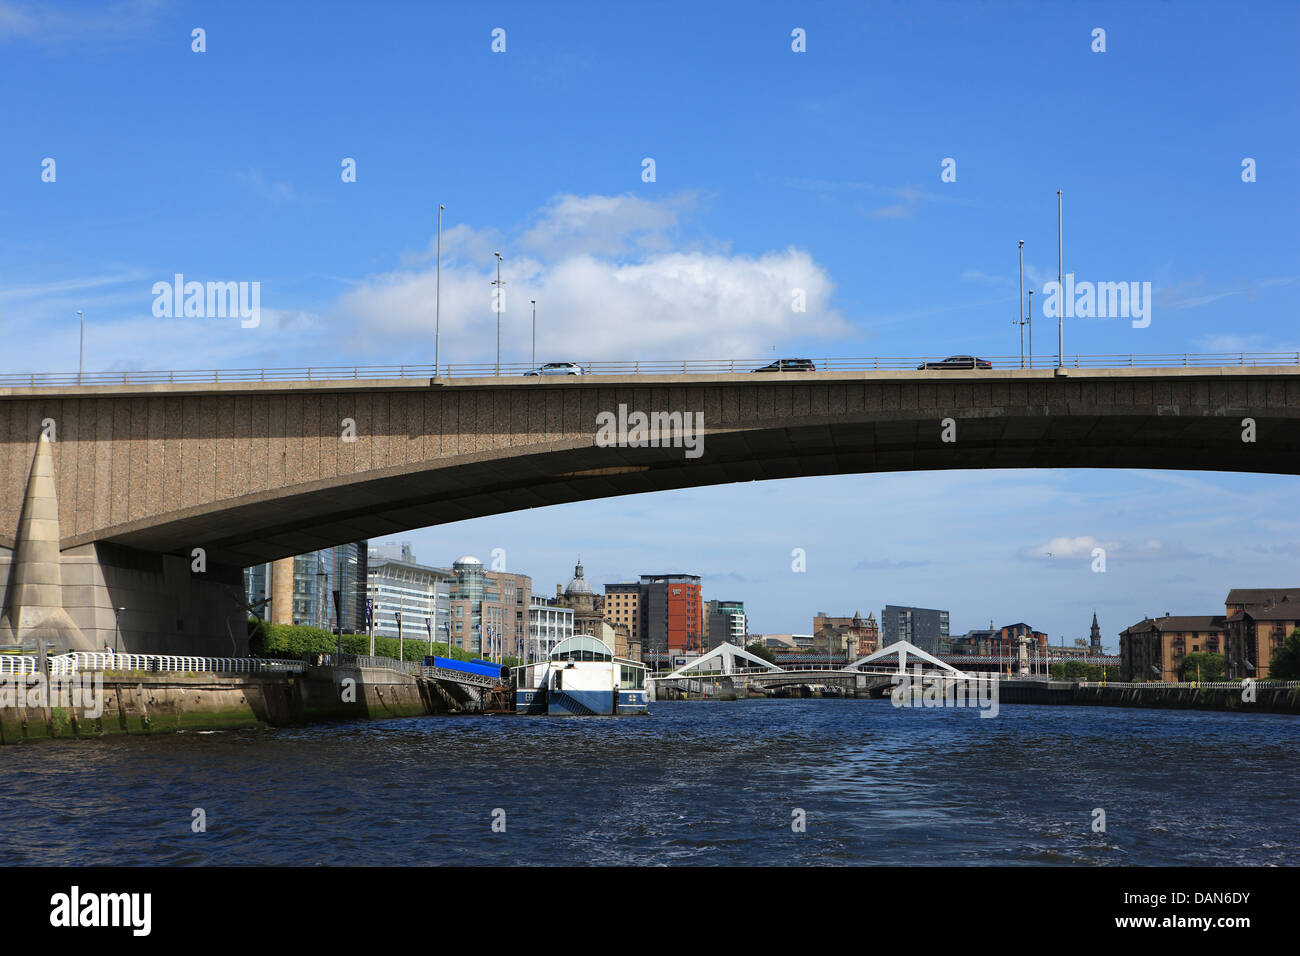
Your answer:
0;664;472;744
1071;682;1300;714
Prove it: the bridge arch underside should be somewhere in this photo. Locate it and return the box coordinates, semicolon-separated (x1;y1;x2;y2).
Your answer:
90;409;1298;567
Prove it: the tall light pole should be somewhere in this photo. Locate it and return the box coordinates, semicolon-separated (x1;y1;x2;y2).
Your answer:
530;299;536;369
316;558;329;631
113;606;126;654
1017;241;1025;369
1027;290;1034;366
435;204;443;378
367;576;375;656
492;252;505;376
1056;189;1063;369
76;310;84;383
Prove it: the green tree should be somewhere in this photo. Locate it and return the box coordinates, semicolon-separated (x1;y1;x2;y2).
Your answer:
249;622;474;662
745;642;776;664
1178;652;1225;682
1269;629;1300;681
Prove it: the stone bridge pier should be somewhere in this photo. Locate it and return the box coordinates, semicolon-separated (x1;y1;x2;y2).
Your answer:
0;437;245;655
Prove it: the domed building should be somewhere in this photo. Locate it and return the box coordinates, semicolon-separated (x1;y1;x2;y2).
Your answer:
559;559;597;616
445;553;532;659
554;558;637;661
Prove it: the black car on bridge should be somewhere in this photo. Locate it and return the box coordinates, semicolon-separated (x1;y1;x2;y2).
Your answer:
751;358;816;372
917;355;993;370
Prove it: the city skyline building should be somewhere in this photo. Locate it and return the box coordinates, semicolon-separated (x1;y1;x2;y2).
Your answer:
705;599;747;650
245;543;367;634
366;549;452;648
447;555;532;660
640;573;703;656
881;604;950;655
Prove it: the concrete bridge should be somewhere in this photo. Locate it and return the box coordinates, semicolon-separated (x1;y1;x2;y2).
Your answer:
1;363;1297;653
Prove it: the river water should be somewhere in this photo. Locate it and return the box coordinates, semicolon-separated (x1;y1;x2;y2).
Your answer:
1;700;1296;866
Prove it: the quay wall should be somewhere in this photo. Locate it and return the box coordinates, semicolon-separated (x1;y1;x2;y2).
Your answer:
1070;682;1300;714
0;665;469;744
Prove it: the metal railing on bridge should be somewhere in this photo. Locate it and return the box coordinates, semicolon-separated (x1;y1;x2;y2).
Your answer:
2;352;1297;388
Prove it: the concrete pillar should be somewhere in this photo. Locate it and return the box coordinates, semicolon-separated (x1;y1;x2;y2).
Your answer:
270;557;295;625
0;436;89;651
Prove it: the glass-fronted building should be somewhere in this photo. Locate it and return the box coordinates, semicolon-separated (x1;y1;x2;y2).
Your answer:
244;542;368;632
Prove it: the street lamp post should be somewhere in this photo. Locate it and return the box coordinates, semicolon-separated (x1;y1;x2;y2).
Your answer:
1057;189;1064;369
1017;241;1025;369
76;310;85;383
436;204;443;378
316;561;329;631
113;606;126;654
366;578;375;656
530;299;536;369
492;252;505;376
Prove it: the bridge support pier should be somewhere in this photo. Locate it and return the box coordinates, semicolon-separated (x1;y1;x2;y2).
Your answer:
0;437;246;655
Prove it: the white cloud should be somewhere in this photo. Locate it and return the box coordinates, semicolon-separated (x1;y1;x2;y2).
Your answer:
0;0;163;46
334;193;850;362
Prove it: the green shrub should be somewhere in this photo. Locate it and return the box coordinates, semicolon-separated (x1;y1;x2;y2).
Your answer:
1050;660;1110;681
1178;651;1225;682
1269;629;1300;681
248;619;478;663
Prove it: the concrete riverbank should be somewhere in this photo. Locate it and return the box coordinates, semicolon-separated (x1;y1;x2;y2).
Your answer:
0;662;475;744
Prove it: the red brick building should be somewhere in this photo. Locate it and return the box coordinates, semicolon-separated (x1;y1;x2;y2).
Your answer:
640;574;703;655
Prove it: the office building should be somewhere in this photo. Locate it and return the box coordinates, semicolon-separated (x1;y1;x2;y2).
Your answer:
366;549;452;647
246;542;368;633
446;555;532;660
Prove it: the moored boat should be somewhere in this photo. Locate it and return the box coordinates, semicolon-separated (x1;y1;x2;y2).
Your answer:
513;635;648;715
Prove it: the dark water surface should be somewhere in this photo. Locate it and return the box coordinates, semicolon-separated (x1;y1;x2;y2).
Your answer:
1;699;1296;865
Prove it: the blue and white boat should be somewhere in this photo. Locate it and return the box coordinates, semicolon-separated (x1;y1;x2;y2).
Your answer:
514;635;648;715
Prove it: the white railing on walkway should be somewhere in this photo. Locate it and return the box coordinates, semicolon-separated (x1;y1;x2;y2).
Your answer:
46;653;305;676
2;352;1297;388
0;655;38;675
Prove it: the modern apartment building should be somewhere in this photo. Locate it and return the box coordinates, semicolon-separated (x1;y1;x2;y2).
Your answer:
704;600;747;650
881;605;949;655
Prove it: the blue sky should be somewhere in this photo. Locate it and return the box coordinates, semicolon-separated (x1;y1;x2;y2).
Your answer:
2;0;1297;647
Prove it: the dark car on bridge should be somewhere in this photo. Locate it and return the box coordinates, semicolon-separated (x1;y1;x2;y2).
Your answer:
751;358;816;372
917;355;993;370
